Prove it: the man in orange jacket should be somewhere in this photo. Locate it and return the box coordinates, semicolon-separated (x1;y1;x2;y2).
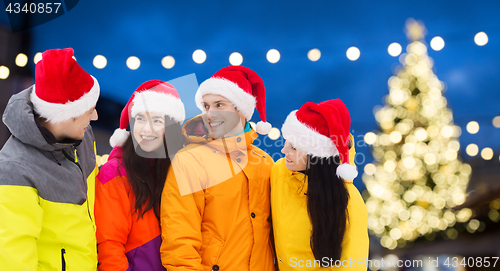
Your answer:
160;66;276;271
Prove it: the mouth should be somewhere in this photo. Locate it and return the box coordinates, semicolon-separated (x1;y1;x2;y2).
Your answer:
209;121;224;127
285;158;293;164
141;135;157;141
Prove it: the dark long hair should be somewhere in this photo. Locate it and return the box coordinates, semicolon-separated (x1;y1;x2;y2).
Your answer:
121;116;184;220
305;155;350;265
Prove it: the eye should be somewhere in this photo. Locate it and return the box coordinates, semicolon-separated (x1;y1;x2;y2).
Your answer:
136;116;145;122
216;103;224;108
203;104;209;110
291;145;296;151
154;119;164;124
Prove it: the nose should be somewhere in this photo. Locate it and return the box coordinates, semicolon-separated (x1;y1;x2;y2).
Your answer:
207;108;218;120
91;109;98;121
142;121;153;133
281;146;287;154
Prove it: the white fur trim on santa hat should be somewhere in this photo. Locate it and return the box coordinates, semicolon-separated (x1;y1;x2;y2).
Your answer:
256;121;272;135
109;128;130;147
195;77;256;120
281;110;339;158
131;91;185;123
336;163;358;181
30;76;100;123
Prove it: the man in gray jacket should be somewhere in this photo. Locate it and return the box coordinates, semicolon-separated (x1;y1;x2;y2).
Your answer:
0;48;100;270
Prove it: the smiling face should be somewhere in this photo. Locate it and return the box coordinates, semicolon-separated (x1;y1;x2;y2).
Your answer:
201;94;246;139
281;140;309;171
132;112;165;152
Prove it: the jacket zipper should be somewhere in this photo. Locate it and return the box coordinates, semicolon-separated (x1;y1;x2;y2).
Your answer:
61;248;66;271
61;148;95;229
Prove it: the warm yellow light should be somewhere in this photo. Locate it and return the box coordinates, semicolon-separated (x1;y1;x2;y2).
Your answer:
468;219;480;231
430;36;445;51
388;43;402;57
126;56;141;70
415;128;428;141
441;126;453;138
229;52;243;66
266;49;280;64
193;50;207;64
492;116;500;128
384;161;396;172
267;127;281;140
162;56;175;69
15;53;28;67
481;147;494;160
0;66;9;79
390;228;402;240
364;163;376;175
346;47;360;61
364;132;377;145
307;49;321;61
93;55;107;69
389;131;402;143
424;153;436;165
466;121;479;134
34;52;42;64
465;144;478;156
474;32;488;46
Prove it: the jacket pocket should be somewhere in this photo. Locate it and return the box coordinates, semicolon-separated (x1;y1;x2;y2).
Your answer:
201;235;225;267
61;248;66;271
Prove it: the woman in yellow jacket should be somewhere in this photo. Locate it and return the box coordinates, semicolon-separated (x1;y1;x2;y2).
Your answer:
271;99;369;270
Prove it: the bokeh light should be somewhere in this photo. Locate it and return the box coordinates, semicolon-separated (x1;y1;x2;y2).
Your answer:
162;56;175;69
466;144;479;156
15;53;28;67
266;49;280;63
126;56;140;70
193;50;207;64
388;43;402;57
0;66;10;79
474;32;488;46
307;49;321;61
229;52;243;66
466;121;479;134
430;36;445;51
93;55;107;69
346;47;360;61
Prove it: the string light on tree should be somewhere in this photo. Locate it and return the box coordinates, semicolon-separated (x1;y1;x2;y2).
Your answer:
388;43;402;57
363;18;471;250
0;66;10;79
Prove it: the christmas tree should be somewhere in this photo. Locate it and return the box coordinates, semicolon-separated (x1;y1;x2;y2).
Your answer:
362;18;472;250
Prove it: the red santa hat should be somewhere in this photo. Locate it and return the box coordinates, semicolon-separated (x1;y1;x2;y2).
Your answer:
281;99;358;180
109;80;185;147
194;66;272;134
31;48;100;123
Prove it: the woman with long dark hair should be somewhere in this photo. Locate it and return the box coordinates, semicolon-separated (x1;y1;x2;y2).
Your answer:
271;99;369;270
95;80;185;271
